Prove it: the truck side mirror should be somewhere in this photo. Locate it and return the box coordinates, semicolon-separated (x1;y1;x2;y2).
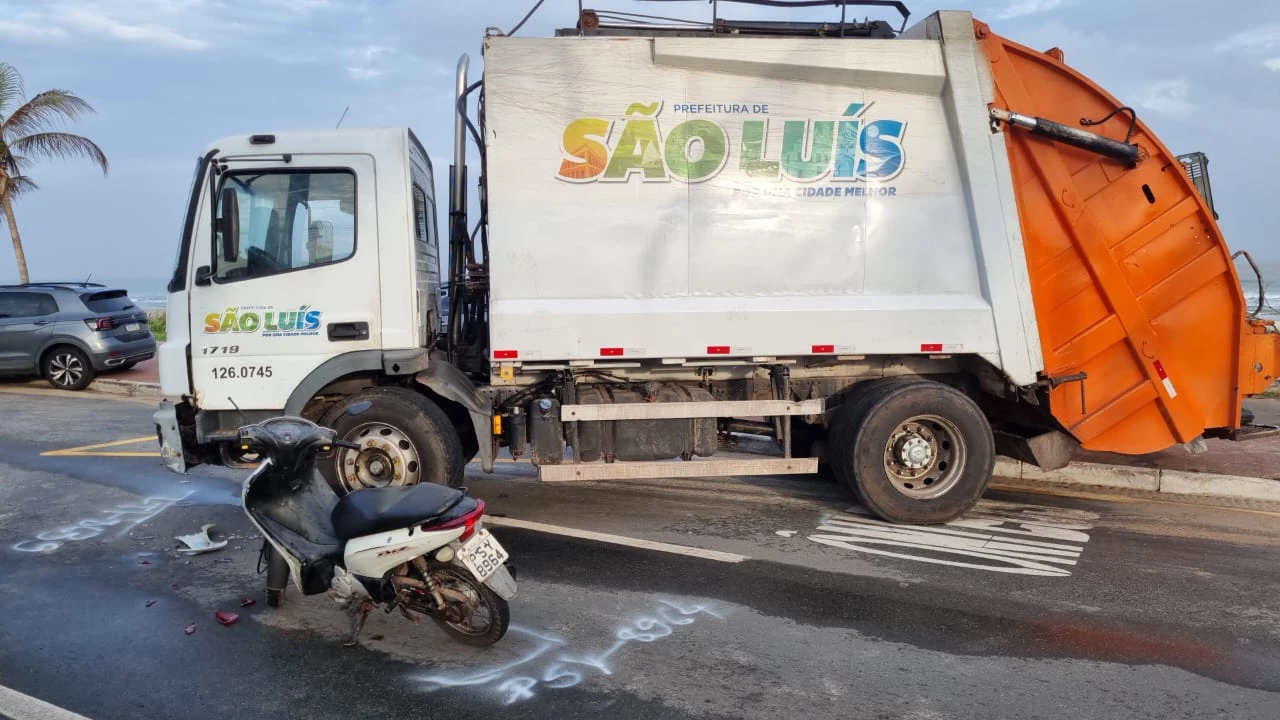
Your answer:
218;187;240;263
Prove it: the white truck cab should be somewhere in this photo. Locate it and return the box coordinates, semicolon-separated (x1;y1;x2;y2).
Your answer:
156;128;468;483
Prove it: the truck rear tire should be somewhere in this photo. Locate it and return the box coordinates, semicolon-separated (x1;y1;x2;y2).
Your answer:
831;379;993;525
318;387;464;494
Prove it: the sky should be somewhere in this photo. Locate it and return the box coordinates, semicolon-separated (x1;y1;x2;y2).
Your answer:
0;0;1276;292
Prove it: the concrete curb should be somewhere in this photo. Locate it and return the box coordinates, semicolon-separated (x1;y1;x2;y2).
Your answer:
994;458;1280;503
89;378;164;400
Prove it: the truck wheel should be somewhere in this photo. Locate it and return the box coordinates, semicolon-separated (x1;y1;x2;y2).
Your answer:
826;378;913;496
318;387;464;494
833;379;993;525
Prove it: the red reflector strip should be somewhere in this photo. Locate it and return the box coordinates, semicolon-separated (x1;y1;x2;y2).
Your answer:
920;344;943;353
1153;360;1168;379
600;347;623;357
811;345;835;354
707;346;731;355
493;350;518;360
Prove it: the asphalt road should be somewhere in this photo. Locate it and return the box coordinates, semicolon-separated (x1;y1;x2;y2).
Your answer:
1;386;1279;719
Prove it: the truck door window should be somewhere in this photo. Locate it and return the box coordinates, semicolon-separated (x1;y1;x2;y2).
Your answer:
214;170;356;283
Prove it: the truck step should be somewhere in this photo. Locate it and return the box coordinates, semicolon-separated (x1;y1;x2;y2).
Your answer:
538;457;818;482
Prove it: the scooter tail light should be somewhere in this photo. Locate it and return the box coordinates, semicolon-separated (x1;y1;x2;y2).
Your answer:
421;499;485;542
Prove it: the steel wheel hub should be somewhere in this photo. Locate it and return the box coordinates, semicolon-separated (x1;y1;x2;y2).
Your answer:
882;415;966;500
894;435;934;469
337;423;421;491
50;353;85;387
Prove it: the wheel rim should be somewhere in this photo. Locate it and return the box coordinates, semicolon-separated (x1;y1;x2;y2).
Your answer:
49;353;85;387
335;422;421;491
433;568;498;637
881;414;966;500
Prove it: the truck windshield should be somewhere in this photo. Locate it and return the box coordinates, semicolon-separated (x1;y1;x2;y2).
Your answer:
214;170;356;283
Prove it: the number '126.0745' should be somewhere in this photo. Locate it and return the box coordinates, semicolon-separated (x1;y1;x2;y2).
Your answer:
212;366;273;380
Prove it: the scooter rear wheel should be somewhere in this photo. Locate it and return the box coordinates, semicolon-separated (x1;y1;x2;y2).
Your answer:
428;566;510;647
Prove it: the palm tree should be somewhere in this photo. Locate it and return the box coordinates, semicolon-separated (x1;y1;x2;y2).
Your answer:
0;62;108;284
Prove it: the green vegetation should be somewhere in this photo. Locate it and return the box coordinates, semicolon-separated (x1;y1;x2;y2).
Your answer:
149;312;166;342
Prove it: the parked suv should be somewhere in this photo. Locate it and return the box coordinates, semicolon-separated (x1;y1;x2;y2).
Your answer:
0;283;156;391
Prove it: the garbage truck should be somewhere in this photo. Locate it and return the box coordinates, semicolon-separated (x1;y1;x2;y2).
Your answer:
153;1;1280;524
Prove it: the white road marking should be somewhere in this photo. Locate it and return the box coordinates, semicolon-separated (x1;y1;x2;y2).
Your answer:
484;516;748;564
807;508;1096;577
0;684;94;720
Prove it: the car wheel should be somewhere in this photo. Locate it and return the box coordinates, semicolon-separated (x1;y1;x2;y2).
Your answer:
44;346;95;391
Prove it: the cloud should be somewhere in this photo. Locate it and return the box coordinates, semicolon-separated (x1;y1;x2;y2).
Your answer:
1214;24;1280;54
1267;58;1280;72
994;0;1064;21
0;18;70;41
1137;79;1195;118
57;8;207;50
0;0;342;52
344;45;392;80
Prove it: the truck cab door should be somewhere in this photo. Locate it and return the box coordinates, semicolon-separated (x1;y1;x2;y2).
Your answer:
187;154;380;413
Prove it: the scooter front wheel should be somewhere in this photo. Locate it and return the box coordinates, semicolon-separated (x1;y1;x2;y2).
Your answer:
262;541;290;608
428;566;510;647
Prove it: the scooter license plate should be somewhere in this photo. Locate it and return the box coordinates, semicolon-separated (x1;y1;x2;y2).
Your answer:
458;528;509;582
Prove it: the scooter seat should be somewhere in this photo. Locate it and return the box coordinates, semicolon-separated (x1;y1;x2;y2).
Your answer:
331;483;464;540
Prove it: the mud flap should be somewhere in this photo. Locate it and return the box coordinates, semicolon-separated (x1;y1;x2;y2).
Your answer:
482;562;518;600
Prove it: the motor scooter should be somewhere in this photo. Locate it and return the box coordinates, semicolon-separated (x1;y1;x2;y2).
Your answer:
236;405;515;646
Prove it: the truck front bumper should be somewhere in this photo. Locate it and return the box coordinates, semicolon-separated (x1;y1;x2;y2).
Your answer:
154;399;187;474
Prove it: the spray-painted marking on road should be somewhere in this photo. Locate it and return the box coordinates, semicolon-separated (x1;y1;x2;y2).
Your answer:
416;598;728;705
11;492;192;553
41;436;159;457
807;500;1099;577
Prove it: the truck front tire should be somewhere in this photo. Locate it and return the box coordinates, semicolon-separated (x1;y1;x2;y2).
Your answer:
831;379;994;525
318;387;464;494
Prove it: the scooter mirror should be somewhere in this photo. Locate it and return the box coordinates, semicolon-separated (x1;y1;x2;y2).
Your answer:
345;401;373;417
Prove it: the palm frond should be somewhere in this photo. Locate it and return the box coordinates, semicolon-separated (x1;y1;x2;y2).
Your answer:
9;132;108;175
1;151;22;177
0;63;25;116
5;174;38;197
2;90;96;137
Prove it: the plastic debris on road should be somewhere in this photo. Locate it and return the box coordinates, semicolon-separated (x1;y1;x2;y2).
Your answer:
146;600;158;608
240;598;256;608
174;523;228;555
215;611;239;626
184;623;196;635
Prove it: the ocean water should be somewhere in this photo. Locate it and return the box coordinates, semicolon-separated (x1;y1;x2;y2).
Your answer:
1245;260;1280;321
129;291;168;312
